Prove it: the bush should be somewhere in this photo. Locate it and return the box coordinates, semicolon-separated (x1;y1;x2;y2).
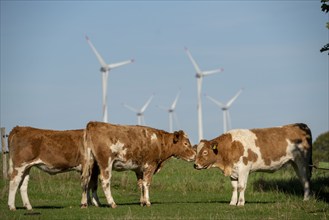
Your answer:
313;131;329;164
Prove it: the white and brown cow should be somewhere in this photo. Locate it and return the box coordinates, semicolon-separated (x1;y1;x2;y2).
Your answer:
81;121;196;208
7;126;100;211
194;123;312;206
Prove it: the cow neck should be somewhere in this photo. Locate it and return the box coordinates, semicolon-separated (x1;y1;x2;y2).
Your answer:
158;133;176;161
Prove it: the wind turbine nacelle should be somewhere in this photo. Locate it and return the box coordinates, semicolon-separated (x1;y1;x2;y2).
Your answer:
137;112;143;116
100;67;109;72
195;73;202;78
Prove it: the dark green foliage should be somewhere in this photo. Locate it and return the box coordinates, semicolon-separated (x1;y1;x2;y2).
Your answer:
313;131;329;165
320;0;329;54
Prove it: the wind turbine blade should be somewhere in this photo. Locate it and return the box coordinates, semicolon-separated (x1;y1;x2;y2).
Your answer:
206;95;225;108
85;35;108;68
184;47;202;74
123;103;139;113
141;95;154;113
203;68;224;76
108;59;134;69
226;89;243;108
170;91;181;110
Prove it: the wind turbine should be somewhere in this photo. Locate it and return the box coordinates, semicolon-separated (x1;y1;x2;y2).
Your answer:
185;47;224;141
123;95;154;125
158;91;181;132
206;89;243;133
85;35;134;123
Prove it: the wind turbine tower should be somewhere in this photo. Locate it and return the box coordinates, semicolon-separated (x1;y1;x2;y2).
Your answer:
86;35;134;122
185;47;224;141
123;95;154;125
158;91;181;132
206;89;243;133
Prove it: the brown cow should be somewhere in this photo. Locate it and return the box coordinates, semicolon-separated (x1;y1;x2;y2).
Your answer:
81;121;196;208
194;123;312;206
7;126;100;210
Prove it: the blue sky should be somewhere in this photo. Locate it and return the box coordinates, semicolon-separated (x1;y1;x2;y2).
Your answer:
1;1;328;144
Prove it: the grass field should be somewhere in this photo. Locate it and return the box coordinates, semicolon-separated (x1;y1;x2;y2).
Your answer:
0;156;328;219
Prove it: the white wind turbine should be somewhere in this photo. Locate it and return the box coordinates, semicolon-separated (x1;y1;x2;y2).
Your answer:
185;47;224;141
206;89;243;133
123;95;154;125
86;35;134;123
158;91;181;132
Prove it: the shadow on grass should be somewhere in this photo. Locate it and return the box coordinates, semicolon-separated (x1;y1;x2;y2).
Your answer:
98;200;275;208
253;176;329;203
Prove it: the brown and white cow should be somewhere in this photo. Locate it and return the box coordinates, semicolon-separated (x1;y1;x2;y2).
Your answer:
194;123;312;206
81;121;196;208
7;126;100;211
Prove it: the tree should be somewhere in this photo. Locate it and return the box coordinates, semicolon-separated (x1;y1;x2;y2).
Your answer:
313;131;329;164
320;0;329;54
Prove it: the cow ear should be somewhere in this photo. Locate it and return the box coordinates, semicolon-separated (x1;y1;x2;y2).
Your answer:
212;143;218;155
173;131;180;144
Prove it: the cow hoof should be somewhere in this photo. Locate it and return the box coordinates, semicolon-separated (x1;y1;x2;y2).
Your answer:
9;206;16;211
25;205;32;210
111;203;117;209
146;203;151;207
80;204;88;209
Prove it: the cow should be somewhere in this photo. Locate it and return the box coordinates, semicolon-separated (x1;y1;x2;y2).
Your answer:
81;121;196;208
7;126;101;211
194;123;312;206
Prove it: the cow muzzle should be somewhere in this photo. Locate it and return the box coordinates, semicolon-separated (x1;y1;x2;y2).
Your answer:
193;163;203;170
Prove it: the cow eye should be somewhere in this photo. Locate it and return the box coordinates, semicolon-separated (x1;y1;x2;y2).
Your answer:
202;150;208;156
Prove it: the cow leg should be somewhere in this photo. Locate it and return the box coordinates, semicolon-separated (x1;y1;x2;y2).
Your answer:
236;171;249;206
135;171;145;206
81;148;98;208
100;161;116;208
141;169;155;207
230;177;238;206
19;168;32;210
88;164;101;207
291;160;311;200
8;165;26;210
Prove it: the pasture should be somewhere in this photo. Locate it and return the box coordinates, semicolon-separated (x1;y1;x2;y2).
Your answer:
0;156;328;220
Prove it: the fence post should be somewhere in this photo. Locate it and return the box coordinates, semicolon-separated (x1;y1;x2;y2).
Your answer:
1;127;8;180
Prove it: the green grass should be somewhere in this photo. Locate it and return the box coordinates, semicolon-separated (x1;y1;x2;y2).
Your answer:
1;157;328;219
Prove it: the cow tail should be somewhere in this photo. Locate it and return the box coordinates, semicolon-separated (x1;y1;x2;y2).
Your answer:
81;126;96;192
297;123;313;179
306;127;313;179
7;127;18;179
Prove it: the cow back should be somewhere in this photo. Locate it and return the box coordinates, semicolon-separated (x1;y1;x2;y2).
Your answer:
8;126;84;170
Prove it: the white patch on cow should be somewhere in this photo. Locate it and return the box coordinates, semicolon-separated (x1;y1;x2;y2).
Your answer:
72;164;82;171
228;129;263;171
110;141;127;160
144;163;149;169
113;160;138;171
196;142;204;154
110;140;125;154
151;133;157;141
228;129;257;151
8;158;13;176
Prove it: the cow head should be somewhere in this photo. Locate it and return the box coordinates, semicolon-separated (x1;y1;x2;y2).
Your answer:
172;130;196;162
194;140;219;170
